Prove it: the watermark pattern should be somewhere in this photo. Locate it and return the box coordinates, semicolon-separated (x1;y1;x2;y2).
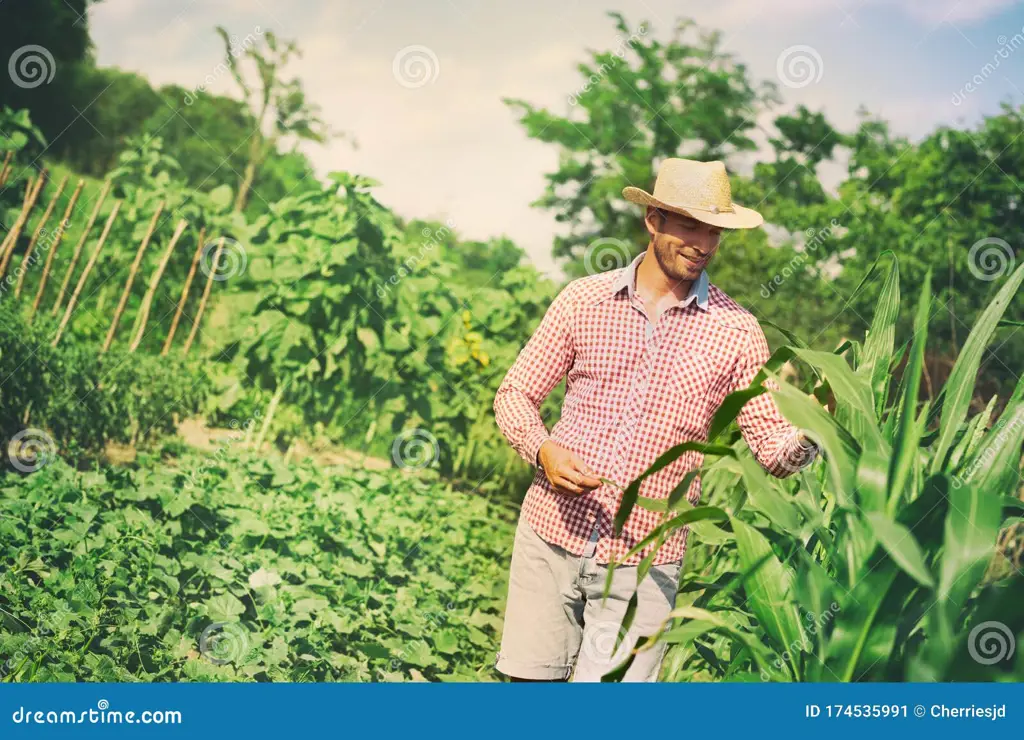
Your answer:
0;219;71;297
776;45;824;89
967;236;1015;282
185;26;264;105
391;428;440;470
7;428;57;473
392;45;440;89
0;602;70;680
760;602;841;680
760;220;840;298
579;618;629;664
182;411;263;490
583;237;632;275
8;45;56;89
11;700;182;725
201;237;248;281
374;219;455;300
967;620;1015;665
568;23;648;106
199;622;250;666
952;26;1024;106
386;602;457;675
952;415;1024;488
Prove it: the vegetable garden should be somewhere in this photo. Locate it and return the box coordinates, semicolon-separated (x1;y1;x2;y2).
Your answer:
1;8;1023;685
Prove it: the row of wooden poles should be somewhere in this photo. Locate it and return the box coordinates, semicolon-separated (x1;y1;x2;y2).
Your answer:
0;158;225;356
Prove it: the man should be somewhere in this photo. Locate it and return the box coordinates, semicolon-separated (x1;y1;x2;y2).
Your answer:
492;158;819;682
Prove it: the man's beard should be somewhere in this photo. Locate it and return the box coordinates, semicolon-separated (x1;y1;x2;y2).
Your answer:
652;234;710;282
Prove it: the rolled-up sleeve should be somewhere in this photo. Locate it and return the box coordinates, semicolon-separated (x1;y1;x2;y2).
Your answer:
493;282;577;466
732;320;818;478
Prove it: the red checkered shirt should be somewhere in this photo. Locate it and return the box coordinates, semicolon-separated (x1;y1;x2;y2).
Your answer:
493;253;818;566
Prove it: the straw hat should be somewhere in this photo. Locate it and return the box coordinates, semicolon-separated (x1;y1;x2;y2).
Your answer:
622;158;763;229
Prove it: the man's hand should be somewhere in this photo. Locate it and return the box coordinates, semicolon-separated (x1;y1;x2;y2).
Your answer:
537;440;601;496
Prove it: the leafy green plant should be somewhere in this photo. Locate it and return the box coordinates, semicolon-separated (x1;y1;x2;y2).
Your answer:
0;449;514;681
613;253;1024;682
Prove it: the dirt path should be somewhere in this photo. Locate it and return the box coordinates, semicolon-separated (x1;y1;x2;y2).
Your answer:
104;418;392;470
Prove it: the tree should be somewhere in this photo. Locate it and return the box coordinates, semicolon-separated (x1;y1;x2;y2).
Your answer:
505;12;779;276
213;27;349;212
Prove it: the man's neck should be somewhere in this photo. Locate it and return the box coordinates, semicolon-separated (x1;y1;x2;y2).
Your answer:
635;248;693;304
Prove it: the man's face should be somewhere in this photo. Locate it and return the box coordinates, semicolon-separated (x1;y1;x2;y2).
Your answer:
644;206;723;281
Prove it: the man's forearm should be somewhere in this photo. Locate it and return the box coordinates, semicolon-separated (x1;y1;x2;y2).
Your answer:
493;380;551;467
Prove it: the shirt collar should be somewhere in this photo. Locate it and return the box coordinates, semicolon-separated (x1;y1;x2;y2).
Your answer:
610;252;709;311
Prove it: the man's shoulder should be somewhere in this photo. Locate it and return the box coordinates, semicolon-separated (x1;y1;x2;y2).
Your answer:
560;268;621;306
707;282;761;334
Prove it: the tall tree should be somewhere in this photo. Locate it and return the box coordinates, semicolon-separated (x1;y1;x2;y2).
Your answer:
214;27;347;212
505;12;779;276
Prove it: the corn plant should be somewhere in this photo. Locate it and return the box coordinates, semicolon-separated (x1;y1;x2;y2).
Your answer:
612;252;1024;682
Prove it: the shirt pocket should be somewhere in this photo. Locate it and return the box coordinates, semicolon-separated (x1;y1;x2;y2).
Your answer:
670;353;718;401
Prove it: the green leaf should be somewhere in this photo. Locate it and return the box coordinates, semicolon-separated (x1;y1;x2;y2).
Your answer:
864;512;935;589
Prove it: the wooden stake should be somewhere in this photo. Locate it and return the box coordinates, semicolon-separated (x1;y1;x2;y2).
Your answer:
182;236;224;356
161;227;204;356
102;201;164;352
52;180;111;317
0;152;13;187
29;179;84;322
14;175;69;298
52;200;122;347
129;219;186;352
0;172;46;279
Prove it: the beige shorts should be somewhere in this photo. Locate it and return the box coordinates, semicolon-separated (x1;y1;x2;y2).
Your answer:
495;509;682;682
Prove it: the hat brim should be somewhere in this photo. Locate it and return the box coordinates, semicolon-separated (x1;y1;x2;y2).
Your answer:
622;186;764;229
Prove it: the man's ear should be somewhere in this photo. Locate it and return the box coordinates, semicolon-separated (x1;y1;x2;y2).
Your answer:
644;206;661;236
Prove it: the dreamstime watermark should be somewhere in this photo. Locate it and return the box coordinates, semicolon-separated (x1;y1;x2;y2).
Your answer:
579;619;630;664
952;414;1024;489
760;601;841;681
374;219;455;300
967;620;1016;665
391;428;440;470
967;236;1016;282
182;410;263;490
199;622;250;666
7;428;56;473
776;45;824;89
0;219;70;297
10;699;182;725
568;23;648;106
184;26;264;105
952;26;1024;106
385;602;457;675
8;45;56;89
0;602;70;680
200;236;248;281
392;45;440;89
760;220;840;298
583;237;633;275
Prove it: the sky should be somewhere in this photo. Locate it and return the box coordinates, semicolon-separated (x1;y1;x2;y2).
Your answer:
87;0;1024;278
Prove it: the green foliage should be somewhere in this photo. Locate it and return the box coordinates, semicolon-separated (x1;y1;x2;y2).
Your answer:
0;450;514;681
620;255;1024;682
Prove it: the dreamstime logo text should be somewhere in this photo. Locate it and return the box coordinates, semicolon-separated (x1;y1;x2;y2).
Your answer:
760;602;840;681
0;219;70;297
568;24;648;106
185;26;264;105
760;219;840;298
374;219;455;300
953;26;1024;106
